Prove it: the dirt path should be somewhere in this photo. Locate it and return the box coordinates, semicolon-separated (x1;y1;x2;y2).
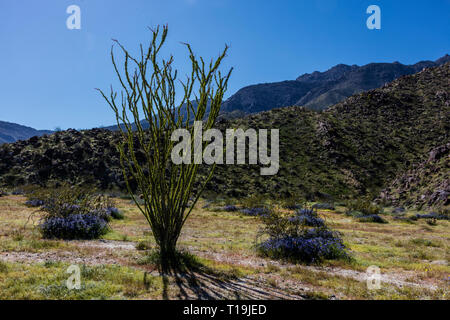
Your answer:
192;248;440;291
0;249;121;266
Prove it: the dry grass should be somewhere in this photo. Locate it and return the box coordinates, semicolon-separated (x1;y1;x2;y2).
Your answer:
0;195;448;300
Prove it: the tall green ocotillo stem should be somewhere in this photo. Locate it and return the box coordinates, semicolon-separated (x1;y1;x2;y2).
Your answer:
97;25;232;268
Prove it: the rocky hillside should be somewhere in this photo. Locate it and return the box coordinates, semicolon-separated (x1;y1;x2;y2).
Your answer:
0;63;448;208
201;63;449;202
378;143;449;210
220;55;450;115
0;129;123;189
0;121;53;144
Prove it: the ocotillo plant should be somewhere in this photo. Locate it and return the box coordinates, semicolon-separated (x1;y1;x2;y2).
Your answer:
97;25;232;267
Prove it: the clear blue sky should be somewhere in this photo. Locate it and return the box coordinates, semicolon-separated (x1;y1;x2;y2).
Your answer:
0;0;449;130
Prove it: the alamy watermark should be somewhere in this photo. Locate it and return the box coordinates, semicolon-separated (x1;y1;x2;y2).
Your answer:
66;5;81;30
366;265;381;290
366;5;381;30
66;264;81;290
171;121;279;176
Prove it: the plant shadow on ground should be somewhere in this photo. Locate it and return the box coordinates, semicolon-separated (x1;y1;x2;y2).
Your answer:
140;250;303;300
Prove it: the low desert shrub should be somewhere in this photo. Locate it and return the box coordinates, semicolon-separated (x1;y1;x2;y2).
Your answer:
415;213;449;221
289;214;325;227
89;206;124;221
222;205;238;212
281;197;304;210
257;210;349;263
106;207;124;220
27;185;93;217
25;199;45;207
346;210;387;224
297;208;315;216
345;199;387;223
11;188;25;195
258;234;347;263
357;214;387;224
39;214;109;240
33;185;122;240
283;203;303;210
345;210;363;218
89;195;120;219
201;200;213;209
346;199;383;216
392;207;406;214
136;241;152;251
29;185;123;220
240;194;267;210
289;208;325;227
240;207;270;216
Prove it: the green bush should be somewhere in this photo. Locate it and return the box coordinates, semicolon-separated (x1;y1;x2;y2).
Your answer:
27;185;122;240
257;210;350;263
280;196;305;210
345;199;383;216
357;214;387;224
26;185;122;221
241;194;268;209
40;214;109;240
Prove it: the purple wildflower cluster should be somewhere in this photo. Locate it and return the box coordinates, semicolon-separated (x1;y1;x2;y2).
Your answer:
288;208;325;227
37;199;121;239
346;210;387;224
42;200;122;221
40;200;83;217
298;208;315;215
257;208;349;263
357;214;387;223
222;205;238;212
289;214;325;227
12;189;24;195
25;199;45;207
239;207;270;216
89;207;123;221
415;213;449;221
40;214;108;240
106;207;123;219
258;233;347;263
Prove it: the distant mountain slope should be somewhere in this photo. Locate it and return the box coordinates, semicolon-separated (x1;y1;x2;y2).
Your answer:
220;54;450;115
102;100;211;131
0;63;448;208
0;121;53;144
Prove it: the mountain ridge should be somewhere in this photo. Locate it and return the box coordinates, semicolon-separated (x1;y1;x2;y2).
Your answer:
0;120;53;145
100;54;449;130
220;54;450;115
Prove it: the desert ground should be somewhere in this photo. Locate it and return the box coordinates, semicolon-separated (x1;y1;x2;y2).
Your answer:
0;194;448;300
